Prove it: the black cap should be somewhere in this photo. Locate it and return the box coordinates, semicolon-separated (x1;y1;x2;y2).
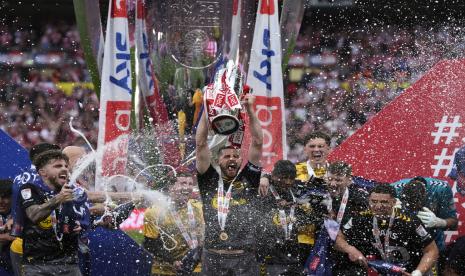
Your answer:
29;143;60;160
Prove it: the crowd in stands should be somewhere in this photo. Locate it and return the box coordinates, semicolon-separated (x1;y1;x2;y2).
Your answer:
0;21;98;149
0;19;465;276
284;24;465;161
1;21;465;158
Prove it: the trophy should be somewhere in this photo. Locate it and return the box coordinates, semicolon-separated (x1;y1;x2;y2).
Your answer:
73;0;306;170
204;61;245;135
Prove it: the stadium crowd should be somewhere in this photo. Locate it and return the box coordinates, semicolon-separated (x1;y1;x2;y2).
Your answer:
0;21;98;149
0;20;465;276
1;22;465;155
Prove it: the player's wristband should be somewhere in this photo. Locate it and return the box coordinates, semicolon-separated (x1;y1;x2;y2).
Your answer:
411;270;422;276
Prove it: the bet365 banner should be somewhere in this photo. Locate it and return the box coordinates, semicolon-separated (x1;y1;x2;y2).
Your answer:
245;0;287;172
329;59;465;242
96;0;132;181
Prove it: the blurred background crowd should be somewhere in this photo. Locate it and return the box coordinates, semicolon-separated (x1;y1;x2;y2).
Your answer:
0;19;464;162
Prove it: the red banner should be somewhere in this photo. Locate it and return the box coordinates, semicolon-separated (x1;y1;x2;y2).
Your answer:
135;0;180;166
329;59;465;241
111;0;128;18
246;0;286;172
242;96;284;172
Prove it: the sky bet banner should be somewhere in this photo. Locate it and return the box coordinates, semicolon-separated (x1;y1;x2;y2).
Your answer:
96;0;132;182
135;0;180;166
246;0;287;172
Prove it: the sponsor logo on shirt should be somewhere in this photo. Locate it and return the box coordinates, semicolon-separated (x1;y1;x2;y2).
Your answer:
39;216;52;229
211;196;247;209
378;229;399;240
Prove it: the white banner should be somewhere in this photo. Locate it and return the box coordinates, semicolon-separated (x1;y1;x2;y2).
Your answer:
246;0;287;172
96;0;132;185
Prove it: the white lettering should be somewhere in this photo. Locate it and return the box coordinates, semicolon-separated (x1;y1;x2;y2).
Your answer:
262;128;272;149
115;110;131;131
255;104;277;127
255;103;280;165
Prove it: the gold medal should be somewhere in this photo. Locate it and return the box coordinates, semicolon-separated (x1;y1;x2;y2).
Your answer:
219;232;229;241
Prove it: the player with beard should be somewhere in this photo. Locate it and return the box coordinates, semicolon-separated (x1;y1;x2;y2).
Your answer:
259;132;332;250
10;143;61;276
143;172;204;275
259;160;319;275
325;161;369;226
18;150;82;276
195;94;263;276
326;161;369;274
334;185;439;276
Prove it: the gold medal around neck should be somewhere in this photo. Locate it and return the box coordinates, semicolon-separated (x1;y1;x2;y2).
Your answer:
219;232;229;241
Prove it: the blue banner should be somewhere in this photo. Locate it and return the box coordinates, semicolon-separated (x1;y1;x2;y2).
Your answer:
304;226;333;276
87;227;152;276
0;130;152;276
0;129;30;180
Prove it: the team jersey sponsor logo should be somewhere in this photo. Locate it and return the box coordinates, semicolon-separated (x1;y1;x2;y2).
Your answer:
398;213;412;222
21;188;31;200
377;229;399;240
272;212;295;226
211;196;247;209
39;215;52;229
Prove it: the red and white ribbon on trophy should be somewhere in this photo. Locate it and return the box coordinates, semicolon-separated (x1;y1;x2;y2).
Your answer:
204;61;244;138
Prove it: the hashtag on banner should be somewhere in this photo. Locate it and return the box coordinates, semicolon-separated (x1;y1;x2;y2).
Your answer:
431;115;462;145
431;148;458;177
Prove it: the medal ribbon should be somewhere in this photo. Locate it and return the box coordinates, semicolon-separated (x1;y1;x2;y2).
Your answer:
335;188;349;225
217;167;240;233
270;185;296;240
50;208;63;242
170;201;198;249
306;161;315;180
372;209;396;260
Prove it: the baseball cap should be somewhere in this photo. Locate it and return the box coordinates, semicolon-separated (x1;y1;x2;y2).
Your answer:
449;146;465;180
